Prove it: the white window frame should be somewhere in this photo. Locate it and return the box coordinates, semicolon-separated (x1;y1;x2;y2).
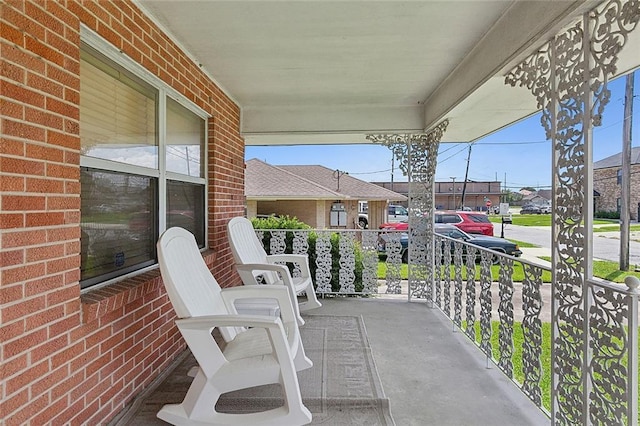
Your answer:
80;26;208;291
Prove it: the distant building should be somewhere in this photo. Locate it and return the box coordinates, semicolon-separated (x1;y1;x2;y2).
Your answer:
593;147;640;219
245;159;406;229
372;180;501;211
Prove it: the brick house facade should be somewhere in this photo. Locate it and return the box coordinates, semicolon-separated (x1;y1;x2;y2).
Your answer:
1;1;245;424
593;164;640;220
593;148;640;220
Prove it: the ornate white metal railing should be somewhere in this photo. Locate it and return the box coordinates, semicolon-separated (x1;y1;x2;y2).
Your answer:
255;227;639;422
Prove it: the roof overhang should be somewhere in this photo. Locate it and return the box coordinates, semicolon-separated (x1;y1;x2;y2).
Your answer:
136;0;639;145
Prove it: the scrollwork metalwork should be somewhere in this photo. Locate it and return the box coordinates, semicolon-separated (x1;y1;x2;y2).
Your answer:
521;263;544;407
338;231;356;293
367;120;449;301
505;0;640;421
497;257;514;379
314;231;332;294
361;230;380;294
589;283;632;425
464;246;477;340
479;250;493;358
452;240;464;327
383;231;403;294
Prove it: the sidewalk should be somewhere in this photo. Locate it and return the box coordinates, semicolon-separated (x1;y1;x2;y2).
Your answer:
519;246;551;268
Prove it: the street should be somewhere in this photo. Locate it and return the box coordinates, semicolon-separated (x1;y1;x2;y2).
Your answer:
500;223;640;266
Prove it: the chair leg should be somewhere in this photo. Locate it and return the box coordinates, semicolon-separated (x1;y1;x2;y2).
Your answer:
298;285;322;312
158;368;312;425
293;336;313;371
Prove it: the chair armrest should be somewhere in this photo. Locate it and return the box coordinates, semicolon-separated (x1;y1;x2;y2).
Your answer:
266;254;311;276
236;262;291;275
176;313;281;330
175;314;290;378
220;285;298;325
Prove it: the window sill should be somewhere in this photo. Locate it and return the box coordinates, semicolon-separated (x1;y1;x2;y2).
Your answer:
80;249;216;324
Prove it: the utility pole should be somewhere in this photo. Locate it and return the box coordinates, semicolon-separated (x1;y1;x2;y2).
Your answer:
450;176;456;210
620;71;634;271
460;145;472;210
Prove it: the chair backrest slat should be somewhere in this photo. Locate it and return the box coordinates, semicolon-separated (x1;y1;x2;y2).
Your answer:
157;227;227;319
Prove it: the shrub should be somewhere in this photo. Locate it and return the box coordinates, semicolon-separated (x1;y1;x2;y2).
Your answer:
250;216;364;293
595;210;620;219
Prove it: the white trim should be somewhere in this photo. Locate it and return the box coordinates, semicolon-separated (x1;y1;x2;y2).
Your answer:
80;24;208;119
130;0;240;107
79;156;161;178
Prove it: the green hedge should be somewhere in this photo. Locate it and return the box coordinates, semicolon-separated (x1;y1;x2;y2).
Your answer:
250;216;364;292
595;210;620;219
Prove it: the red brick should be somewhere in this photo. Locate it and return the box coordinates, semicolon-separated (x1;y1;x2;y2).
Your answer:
26;211;65;227
0;175;25;191
24;274;62;296
26;71;64;98
31;396;68;426
31;334;68;363
25;304;64;331
7;393;49;426
0;97;25;121
1;262;46;285
24;33;65;67
1;81;46;109
50;369;84;401
0;389;29;419
25;176;65;193
0;156;46;176
0;213;26;229
46;162;79;179
0;320;26;348
0;137;25;156
0;249;24;268
47;128;80;149
2;194;46;210
47;195;80;210
46;283;79;306
4;327;48;361
47;226;79;243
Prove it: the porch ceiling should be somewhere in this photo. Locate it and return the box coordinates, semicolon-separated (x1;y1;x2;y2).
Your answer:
136;0;638;145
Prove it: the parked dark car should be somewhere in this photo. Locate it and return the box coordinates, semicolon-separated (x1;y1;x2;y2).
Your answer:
520;204;542;214
378;224;521;263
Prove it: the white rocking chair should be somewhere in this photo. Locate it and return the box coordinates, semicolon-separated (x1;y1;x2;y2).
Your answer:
156;227;312;426
227;217;322;326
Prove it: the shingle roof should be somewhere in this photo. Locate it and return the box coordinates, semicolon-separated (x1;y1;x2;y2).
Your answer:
246;159;407;201
594;147;640;169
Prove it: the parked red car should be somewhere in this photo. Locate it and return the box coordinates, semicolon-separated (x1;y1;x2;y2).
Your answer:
435;211;494;236
380;211;494;236
379;221;408;230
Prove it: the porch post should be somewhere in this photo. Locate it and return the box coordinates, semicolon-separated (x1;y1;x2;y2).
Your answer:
367;120;448;302
505;0;639;423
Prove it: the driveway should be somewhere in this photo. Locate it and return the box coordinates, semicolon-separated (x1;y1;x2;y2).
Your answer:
500;223;640;265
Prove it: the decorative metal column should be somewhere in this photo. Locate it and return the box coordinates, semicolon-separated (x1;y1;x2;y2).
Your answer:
505;0;639;423
367;120;449;300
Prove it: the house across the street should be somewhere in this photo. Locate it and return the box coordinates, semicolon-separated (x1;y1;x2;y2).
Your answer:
245;159;407;229
594;147;640;219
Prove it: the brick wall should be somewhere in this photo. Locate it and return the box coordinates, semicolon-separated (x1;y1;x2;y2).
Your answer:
0;1;245;424
594;165;640;220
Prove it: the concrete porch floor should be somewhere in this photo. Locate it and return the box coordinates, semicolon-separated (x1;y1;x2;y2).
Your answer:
307;296;549;425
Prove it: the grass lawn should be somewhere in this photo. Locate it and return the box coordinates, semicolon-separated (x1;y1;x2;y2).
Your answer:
593;224;640;232
464;321;552;411
376;261;553;282
377;257;640;283
489;215;616;227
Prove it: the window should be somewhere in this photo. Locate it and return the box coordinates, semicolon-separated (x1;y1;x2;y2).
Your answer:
79;40;207;288
617;169;623;185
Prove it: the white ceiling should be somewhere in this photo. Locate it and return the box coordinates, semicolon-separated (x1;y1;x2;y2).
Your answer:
136;0;638;145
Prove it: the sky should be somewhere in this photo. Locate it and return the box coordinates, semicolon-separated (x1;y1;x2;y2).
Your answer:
246;72;640;191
